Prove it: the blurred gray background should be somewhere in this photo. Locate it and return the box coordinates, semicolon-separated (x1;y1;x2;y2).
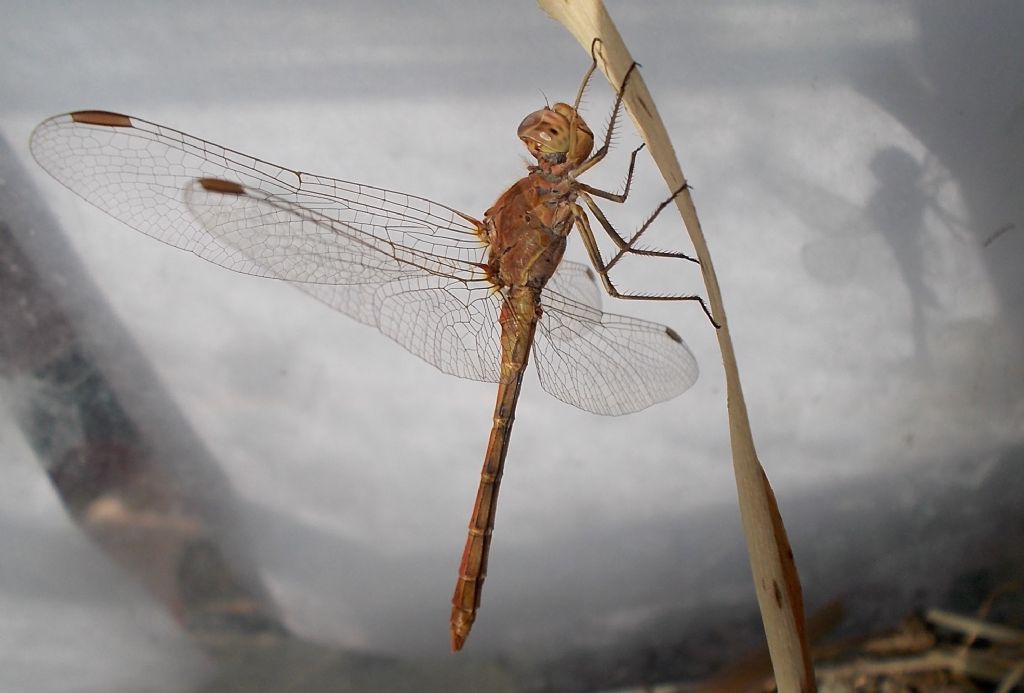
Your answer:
1;1;1022;691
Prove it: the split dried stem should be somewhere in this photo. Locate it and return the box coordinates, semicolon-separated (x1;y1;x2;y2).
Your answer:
537;1;815;690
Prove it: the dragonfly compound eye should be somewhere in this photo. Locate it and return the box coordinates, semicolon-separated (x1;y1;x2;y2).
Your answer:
551;102;593;164
518;107;568;157
517;104;594;166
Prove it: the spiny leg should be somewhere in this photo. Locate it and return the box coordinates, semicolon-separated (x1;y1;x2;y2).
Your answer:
572;66;647;207
577;143;645;205
561;39;604;160
568;46;716;327
603;184;699;270
574;60;642;178
571;38;604;114
578;188;698;269
572;203;719;328
572;194;697;278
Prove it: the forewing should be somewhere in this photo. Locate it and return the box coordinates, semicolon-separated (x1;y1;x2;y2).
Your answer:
29;111;487;285
31;111;504;382
534;291;698;416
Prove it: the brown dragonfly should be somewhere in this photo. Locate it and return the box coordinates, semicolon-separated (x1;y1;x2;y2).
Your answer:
30;55;704;651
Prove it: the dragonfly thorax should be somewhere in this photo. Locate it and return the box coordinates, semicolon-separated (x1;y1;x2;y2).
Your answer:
517;102;594;168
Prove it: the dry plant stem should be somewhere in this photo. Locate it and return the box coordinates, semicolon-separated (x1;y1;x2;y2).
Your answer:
926;608;1024;646
997;663;1024;693
819;648;1024;687
537;1;815;690
963;581;1024;650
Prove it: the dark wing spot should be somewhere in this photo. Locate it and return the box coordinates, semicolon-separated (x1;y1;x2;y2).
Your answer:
71;110;132;127
198;178;245;195
665;326;682;344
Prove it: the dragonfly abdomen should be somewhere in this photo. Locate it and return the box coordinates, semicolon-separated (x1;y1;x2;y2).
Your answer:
450;288;540;650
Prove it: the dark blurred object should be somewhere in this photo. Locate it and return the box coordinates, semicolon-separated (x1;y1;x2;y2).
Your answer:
0;132;284;655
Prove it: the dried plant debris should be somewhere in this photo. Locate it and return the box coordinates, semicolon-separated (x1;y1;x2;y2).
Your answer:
600;588;1023;693
814;588;1024;692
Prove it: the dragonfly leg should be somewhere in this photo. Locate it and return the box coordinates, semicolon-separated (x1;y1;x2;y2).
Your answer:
572;64;646;204
572;203;719;328
574;61;642;178
571;38;603;114
577;144;645;205
579;186;700;269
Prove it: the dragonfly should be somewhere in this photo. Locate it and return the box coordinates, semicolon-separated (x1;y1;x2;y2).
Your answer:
30;52;706;651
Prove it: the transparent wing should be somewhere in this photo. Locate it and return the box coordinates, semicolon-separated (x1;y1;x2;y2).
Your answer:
30;110;697;410
29;111;487;288
545;260;602;311
30;110;507;381
184;178;506;382
535;291;698;416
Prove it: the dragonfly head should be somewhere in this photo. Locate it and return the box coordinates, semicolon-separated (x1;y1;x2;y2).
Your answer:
518;103;594;167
